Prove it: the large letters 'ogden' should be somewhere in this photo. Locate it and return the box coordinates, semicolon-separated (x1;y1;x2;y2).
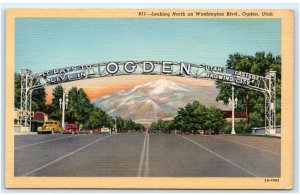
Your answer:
42;61;256;86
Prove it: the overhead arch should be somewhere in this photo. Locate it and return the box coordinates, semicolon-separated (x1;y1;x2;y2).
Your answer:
19;61;276;134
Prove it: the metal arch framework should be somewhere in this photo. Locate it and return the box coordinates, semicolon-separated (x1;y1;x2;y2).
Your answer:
20;61;277;135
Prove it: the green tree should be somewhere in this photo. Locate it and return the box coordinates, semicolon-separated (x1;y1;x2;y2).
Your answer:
134;123;145;131
249;112;264;129
15;73;47;112
216;52;281;126
116;116;126;131
154;120;173;134
31;88;47;112
76;88;94;123
64;87;94;124
104;115;115;130
47;85;63;120
14;73;21;109
115;118;144;132
86;107;107;129
174;101;207;132
171;101;227;133
66;87;80;122
124;119;135;130
150;121;158;133
204;107;226;133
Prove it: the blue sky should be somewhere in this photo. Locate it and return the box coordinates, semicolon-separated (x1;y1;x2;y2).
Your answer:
15;18;281;73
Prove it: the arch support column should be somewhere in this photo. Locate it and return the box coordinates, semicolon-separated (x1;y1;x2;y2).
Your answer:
20;69;33;131
265;71;276;135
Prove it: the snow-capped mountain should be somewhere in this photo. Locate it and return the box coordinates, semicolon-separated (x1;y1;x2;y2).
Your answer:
92;79;228;126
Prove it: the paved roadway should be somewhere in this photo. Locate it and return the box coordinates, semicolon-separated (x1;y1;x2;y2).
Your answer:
14;133;280;177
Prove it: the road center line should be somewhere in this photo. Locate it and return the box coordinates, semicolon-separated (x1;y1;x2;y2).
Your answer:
15;135;80;150
23;135;112;176
212;136;280;156
179;135;257;177
137;133;147;177
144;133;150;177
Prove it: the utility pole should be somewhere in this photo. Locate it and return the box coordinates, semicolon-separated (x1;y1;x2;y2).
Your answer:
228;86;238;135
59;90;69;133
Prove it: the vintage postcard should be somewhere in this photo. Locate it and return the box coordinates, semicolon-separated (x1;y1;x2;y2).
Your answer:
5;9;294;189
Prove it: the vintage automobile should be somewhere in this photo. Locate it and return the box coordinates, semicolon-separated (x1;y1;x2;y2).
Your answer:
92;128;101;134
37;120;62;134
197;130;205;135
92;127;110;134
63;123;80;134
204;130;217;135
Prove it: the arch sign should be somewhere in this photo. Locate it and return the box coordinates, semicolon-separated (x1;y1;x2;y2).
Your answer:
20;61;276;134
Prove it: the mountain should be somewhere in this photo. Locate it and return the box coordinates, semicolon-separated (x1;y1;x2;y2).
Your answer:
92;79;229;126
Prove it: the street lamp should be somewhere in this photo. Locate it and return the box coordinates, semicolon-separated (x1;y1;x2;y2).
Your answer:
228;86;238;135
59;90;69;134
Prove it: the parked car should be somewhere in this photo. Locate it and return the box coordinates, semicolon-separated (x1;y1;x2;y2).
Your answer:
92;128;100;134
204;130;217;135
63;123;80;134
79;129;90;134
101;127;110;133
197;130;205;135
176;131;183;135
92;127;111;134
37;120;62;134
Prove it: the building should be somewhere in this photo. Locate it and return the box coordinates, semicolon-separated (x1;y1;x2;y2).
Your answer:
221;111;248;121
14;109;48;133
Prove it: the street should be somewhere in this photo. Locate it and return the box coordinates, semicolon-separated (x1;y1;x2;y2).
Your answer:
14;133;280;177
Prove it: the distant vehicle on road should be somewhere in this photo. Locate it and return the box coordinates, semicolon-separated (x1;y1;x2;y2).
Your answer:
63;123;80;134
101;127;110;133
79;129;90;134
176;131;183;135
204;130;217;135
92;127;110;134
197;130;205;135
92;128;100;134
37;120;62;134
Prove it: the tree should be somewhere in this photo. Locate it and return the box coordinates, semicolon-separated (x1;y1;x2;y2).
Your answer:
204;107;226;133
134;123;145;131
76;88;94;123
150;121;158;133
64;87;94;123
174;101;207;132
249;112;264;129
114;118;145;132
86;107;107;129
66;87;80;122
104;115;115;130
150;119;173;133
31;87;47;112
216;52;281;126
116;116;126;131
14;72;47;112
151;101;226;134
47;85;63;120
124;119;136;130
14;73;21;109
